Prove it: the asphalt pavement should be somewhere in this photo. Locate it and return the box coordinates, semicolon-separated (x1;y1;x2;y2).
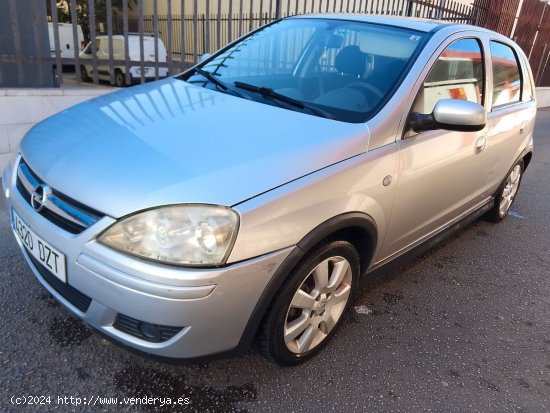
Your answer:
0;110;549;413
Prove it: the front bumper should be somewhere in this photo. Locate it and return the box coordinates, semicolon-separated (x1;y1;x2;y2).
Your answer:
129;66;169;79
2;158;292;359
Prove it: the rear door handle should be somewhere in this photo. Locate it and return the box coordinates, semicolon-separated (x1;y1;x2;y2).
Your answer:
474;136;487;155
519;121;527;134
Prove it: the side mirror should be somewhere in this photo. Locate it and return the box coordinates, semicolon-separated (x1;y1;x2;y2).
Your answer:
409;99;487;133
199;53;212;63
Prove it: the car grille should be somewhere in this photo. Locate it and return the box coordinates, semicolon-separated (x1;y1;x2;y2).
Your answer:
28;253;92;313
113;314;183;343
16;158;104;234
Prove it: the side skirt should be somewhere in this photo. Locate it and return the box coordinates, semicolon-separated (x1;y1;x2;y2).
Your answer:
366;197;495;276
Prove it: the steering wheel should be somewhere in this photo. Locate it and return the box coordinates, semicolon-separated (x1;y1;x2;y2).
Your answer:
346;82;385;101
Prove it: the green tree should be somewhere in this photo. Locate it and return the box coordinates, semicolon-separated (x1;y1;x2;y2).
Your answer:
48;0;137;40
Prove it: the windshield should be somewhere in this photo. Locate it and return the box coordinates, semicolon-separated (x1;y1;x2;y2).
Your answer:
180;18;426;123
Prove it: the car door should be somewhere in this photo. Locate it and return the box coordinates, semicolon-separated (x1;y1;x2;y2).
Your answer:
379;36;490;260
477;39;537;198
113;38;125;73
96;39;110;78
81;40;100;77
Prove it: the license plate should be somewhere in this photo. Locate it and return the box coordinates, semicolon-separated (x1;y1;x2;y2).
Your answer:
11;209;67;283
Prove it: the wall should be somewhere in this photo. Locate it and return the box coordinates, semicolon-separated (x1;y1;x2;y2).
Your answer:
537;87;550;109
0;88;114;170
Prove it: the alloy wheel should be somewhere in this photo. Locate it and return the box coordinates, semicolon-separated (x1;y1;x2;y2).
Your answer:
284;256;352;354
499;164;522;217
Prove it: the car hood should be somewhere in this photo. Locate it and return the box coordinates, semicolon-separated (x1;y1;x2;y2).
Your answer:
20;78;369;218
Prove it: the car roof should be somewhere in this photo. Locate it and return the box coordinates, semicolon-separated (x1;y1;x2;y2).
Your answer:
290;13;477;33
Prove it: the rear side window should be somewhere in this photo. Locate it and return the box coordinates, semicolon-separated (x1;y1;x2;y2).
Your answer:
412;38;484;115
490;41;521;107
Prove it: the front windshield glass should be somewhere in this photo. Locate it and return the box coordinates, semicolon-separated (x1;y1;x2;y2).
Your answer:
181;18;426;123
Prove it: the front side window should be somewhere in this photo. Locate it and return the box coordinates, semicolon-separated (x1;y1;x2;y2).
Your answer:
181;19;426;122
113;39;124;56
490;41;521;107
412;38;484;115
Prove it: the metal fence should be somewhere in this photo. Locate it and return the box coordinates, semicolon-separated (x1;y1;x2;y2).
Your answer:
512;0;550;87
1;0;478;88
2;0;550;88
473;0;550;88
114;1;475;67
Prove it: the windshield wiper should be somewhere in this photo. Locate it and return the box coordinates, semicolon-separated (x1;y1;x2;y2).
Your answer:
233;81;334;119
190;67;248;99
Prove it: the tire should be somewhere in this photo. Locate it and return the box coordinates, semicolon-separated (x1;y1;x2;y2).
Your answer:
114;69;125;87
80;66;89;82
485;159;524;222
260;240;359;365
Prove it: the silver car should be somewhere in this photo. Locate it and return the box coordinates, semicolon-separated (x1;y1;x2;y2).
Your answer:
2;15;535;365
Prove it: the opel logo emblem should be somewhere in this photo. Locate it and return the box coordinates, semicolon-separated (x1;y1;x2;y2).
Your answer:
30;184;52;212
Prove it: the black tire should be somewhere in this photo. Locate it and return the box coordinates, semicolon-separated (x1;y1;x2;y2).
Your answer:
485;159;524;222
260;240;359;366
80;66;89;82
114;69;125;87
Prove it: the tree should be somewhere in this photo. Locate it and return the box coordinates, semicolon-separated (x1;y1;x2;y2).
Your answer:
48;0;137;40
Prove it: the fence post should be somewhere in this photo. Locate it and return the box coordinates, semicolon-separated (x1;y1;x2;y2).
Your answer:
275;0;282;19
1;0;53;87
538;50;550;86
202;14;206;55
49;0;63;87
536;43;548;86
406;0;414;17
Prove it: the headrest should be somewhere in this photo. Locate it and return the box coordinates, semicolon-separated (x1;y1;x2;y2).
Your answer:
335;45;367;77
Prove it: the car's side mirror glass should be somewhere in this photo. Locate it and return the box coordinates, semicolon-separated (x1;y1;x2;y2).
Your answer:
409;99;487;133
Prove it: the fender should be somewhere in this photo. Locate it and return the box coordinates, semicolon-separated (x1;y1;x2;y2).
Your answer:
235;211;378;352
516;145;533;170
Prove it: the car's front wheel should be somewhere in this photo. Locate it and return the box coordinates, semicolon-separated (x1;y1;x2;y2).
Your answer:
260;240;359;365
486;159;524;222
114;69;126;87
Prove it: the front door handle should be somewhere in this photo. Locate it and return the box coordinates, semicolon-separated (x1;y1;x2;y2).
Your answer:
474;136;487;155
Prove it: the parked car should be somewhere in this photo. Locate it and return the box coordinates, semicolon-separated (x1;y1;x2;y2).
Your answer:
2;15;535;365
48;22;85;60
80;34;169;86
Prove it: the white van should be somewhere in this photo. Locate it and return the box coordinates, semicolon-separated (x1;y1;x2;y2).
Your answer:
80;34;169;86
48;22;85;59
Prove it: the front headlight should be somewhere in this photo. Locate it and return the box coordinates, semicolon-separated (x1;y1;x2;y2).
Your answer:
98;205;239;266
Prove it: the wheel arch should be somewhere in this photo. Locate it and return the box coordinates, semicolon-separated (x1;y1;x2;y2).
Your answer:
522;150;533;170
235;211;378;352
295;212;377;276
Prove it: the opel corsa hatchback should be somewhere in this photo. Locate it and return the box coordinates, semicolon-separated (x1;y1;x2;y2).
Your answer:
2;15;535;365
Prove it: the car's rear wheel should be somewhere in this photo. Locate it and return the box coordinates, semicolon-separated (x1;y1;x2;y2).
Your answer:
260;240;359;365
80;66;89;82
486;159;524;222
